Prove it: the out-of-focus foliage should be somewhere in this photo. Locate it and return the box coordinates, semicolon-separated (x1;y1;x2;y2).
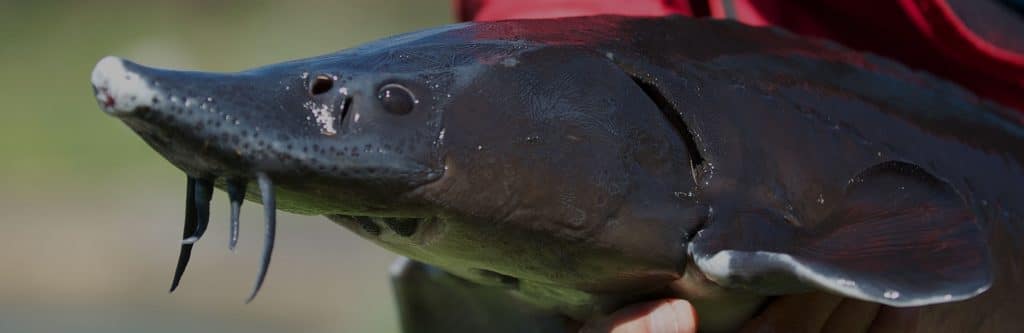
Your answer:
0;1;450;332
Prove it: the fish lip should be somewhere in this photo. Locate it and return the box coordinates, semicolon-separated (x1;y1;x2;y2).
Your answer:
333;214;438;240
317;157;448;237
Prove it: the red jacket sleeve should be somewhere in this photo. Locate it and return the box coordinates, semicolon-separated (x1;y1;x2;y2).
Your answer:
456;0;696;21
454;0;1024;112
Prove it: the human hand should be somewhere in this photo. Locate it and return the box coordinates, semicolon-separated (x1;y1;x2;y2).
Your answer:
577;292;918;333
578;299;697;333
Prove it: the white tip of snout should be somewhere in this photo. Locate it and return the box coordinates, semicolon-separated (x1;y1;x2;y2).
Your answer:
91;56;160;116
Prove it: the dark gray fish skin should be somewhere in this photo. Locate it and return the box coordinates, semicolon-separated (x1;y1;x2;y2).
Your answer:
91;15;1023;332
169;177;197;293
226;179;246;251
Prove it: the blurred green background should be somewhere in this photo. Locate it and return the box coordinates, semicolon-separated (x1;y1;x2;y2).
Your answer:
0;1;451;332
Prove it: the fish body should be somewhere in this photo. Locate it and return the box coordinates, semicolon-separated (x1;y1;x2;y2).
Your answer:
91;15;1023;332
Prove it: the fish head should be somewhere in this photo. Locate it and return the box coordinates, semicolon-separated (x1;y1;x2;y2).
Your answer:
91;20;706;304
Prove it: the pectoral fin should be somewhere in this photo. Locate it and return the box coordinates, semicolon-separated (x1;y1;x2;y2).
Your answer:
690;161;992;306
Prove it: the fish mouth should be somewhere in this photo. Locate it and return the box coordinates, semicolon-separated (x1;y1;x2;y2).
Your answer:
328;214;439;243
173;173;277;304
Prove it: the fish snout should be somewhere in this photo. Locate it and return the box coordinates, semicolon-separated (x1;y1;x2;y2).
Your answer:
88;56;268;179
91;56;161;116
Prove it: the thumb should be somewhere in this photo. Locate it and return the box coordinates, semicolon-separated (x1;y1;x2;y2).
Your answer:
580;299;698;333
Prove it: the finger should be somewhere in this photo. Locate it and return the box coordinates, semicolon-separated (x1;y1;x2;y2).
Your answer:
581;299;697;333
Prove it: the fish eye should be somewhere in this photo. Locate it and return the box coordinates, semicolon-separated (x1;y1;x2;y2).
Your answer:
310;74;334;95
377;83;417;115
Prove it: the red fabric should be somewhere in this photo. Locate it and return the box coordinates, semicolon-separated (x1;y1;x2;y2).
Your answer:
455;0;1024;112
457;0;695;21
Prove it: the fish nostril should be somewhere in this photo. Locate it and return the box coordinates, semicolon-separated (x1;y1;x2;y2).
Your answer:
338;97;351;126
310;74;334;95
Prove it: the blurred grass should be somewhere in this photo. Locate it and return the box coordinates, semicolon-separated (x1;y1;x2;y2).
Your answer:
0;1;451;332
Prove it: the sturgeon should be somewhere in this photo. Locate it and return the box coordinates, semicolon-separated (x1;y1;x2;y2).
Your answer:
89;15;1023;332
